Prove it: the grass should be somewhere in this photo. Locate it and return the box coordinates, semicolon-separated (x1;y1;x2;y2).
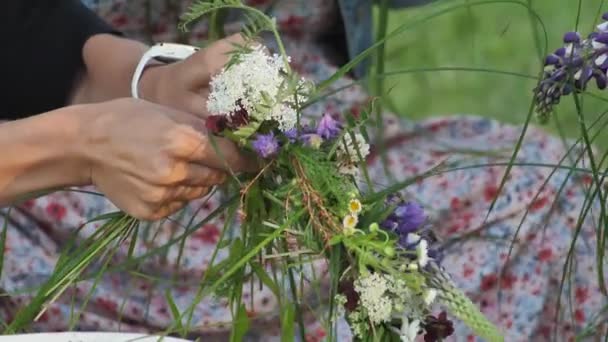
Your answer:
378;0;608;147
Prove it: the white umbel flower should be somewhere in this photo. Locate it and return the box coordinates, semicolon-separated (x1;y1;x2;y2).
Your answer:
399;317;420;342
354;273;392;324
206;45;303;131
337;133;370;163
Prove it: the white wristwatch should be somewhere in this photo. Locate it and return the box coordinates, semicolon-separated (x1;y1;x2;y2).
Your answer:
130;43;200;99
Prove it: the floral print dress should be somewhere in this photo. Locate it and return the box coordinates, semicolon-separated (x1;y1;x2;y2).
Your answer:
1;0;606;341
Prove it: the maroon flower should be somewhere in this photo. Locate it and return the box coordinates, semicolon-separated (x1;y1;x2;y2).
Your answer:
205;115;228;134
423;311;455;342
338;280;359;312
228;102;250;127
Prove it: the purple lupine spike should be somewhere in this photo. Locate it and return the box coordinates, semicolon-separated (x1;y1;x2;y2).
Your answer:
595;72;607;89
595;32;608;44
603;12;608;21
382;201;426;236
554;47;567;57
563;31;581;43
316;114;342;139
574;67;594;90
545;54;560;66
252;133;280;158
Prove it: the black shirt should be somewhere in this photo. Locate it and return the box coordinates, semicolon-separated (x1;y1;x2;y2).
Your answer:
1;0;116;120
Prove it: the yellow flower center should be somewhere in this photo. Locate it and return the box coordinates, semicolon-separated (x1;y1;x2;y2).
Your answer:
348;199;362;214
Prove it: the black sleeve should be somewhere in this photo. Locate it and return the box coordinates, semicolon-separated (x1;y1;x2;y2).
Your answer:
1;0;119;120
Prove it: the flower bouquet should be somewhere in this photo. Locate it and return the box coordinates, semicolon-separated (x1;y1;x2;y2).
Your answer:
6;1;504;341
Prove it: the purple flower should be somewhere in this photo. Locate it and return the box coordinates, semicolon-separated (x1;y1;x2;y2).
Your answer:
563;31;581;43
284;128;298;143
393;202;426;234
252;133;280;158
316;114;342;139
534;21;608;120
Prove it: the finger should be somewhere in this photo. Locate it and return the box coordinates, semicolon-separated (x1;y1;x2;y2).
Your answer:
160;106;206;132
182;91;210;118
182;135;258;173
175;186;211;201
181;164;226;186
169;129;257;173
184;34;246;87
161;201;187;219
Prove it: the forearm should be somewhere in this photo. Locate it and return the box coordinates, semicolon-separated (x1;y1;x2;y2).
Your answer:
70;34;158;104
0;107;91;205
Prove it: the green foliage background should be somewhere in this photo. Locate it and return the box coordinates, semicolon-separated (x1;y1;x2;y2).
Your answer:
379;0;608;146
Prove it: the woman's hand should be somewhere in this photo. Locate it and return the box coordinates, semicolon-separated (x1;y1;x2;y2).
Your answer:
83;98;255;220
73;32;246;118
139;34;246;117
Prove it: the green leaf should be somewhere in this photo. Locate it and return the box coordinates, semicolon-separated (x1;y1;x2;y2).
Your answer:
0;208;10;281
230;304;250;342
280;304;295;342
328;235;343;246
165;289;185;335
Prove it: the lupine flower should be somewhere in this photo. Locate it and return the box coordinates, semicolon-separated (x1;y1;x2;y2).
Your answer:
534;15;608;120
393;202;426;234
316;113;342;139
380;200;441;268
252;133;280;158
423;312;455;342
381;201;426;239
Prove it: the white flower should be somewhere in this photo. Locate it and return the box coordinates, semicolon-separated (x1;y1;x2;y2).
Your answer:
423;288;438;306
338;163;359;176
270;103;298;131
206;45;304;131
337;133;370;165
343;214;358;233
354;273;393;324
406;233;421;245
348;199;362;214
416;239;429;267
399;317;420;342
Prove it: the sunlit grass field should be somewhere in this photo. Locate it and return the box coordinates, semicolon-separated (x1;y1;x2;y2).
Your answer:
379;0;608;147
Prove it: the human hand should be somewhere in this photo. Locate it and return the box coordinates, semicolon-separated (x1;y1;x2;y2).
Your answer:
81;98;255;220
139;34;246;117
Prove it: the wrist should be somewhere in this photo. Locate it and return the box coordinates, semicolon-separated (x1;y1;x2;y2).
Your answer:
137;61;166;103
40;106;94;187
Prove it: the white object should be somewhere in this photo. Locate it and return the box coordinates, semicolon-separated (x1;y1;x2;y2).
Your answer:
0;332;192;342
131;43;199;99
